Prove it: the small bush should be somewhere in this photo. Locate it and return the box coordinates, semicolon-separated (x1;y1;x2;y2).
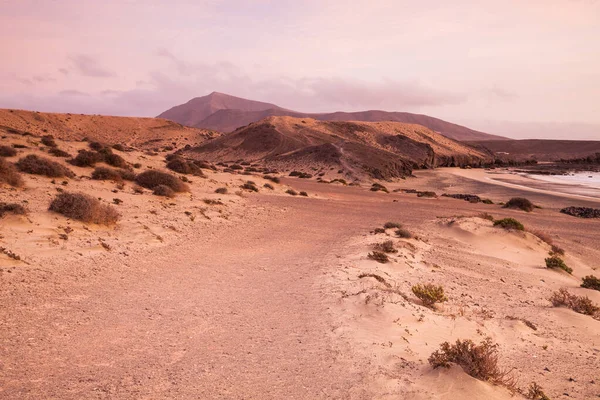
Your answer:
373;228;386;234
16;154;74;178
504;197;534;212
133;185;144;194
89;141;105;151
263;175;281;184
545;256;572;274
240;181;259;192
263;183;274;190
91;167;135;182
299;191;308;197
581;275;600;291
412;283;448;308
286;189;298;196
482;199;494;205
112;144;126;151
166;157;203;175
549;288;599;317
417;191;437;198
370;183;389;193
384;221;402;229
0;158;24;187
429;338;513;387
0;146;17;157
48;147;71;158
368;251;389;263
49;192;119;225
70;150;103;167
230;164;243;170
526;382;550;400
0;203;27;217
135;170;189;192
153;185;175;198
395;228;412;238
374;240;396;253
41;135;57;147
133;163;142;169
215;187;228;194
493;218;524;231
478;213;495;221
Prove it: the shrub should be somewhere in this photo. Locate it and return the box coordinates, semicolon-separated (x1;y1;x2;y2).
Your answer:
286;189;298;196
135;170;189;192
368;251;389;263
41;135;57;147
153;185;175;198
374;240;396;253
0;158;24;187
89;141;105;151
104;153;128;168
263;175;281;184
133;163;142;169
263;183;274;190
545;256;572;274
299;191;308;197
412;283;448;308
478;213;495;221
0;203;27;217
493;218;524;231
230;164;243;170
395;228;412;238
384;221;402;229
373;228;386;234
16;154;74;178
49;192;119;225
370;183;389;193
549;288;599;317
503;197;534;212
240;181;259;192
482;199;494;205
417;191;437;198
0;145;17;157
48;147;71;158
526;382;550;400
133;185;144;194
166;157;203;175
91;167;135;181
581;275;600;291
429;338;513;387
70;150;103;167
112;144;126;151
215;187;228;194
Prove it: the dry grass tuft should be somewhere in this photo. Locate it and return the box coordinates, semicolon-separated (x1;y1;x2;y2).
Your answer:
240;181;259;192
16;154;74;178
412;283;448;308
49;192;119;225
549;288;599;317
526;382;550;400
0;158;25;187
135;170;189;192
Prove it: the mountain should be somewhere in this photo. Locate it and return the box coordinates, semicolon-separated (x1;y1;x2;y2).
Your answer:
158;92;508;141
182;116;493;180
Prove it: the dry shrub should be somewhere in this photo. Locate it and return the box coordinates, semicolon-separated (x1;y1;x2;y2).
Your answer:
299;191;308;197
104;152;128;168
91;167;135;181
48;147;71;158
41;135;57;147
0;158;24;187
135;170;189;192
89;141;105;151
545;256;572;274
49;192;119;225
370;183;389;193
0;203;27;217
166;156;202;175
133;185;144;194
478;212;495;221
493;218;524;231
368;251;389;263
530;230;553;245
429;338;514;388
549;288;599;317
112;144;126;151
153;185;175;198
263;175;280;184
581;275;600;291
395;228;412;238
240;181;259;192
263;183;274;190
384;221;402;229
374;240;397;253
504;197;534;212
16;154;74;178
526;382;550;400
70;150;104;167
215;187;228;194
412;283;448;308
0;145;17;157
286;189;298;196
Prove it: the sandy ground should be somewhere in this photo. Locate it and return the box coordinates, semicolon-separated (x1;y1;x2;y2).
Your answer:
1;139;600;399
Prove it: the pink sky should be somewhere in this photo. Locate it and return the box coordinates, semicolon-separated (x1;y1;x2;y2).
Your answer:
1;0;599;139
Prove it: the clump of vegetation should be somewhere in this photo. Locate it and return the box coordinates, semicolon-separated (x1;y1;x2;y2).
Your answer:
550;244;565;256
0;158;24;187
503;197;534;212
412;283;448;308
0;203;27;218
103;152;128;168
417;191;437;198
133;185;144;194
263;183;274;190
135;170;189;192
16;154;74;178
263;175;280;184
383;221;402;229
286;189;298;196
133;163;142;169
545;256;572;274
330;178;347;185
112;144;126;151
395;228;412;238
89;141;105;151
373;240;397;253
428;338;513;387
370;183;389;193
482;199;494;205
215;187;228;194
493;218;524;231
0;145;17;157
299;191;308;197
152;185;175;198
549;288;599;317
581;275;600;291
368;251;389;263
91;167;135;182
48;147;71;158
373;228;386;234
70;150;104;167
526;382;550;400
240;181;259;192
49;192;119;225
166;156;204;175
289;171;312;178
478;212;495;221
41;135;57;147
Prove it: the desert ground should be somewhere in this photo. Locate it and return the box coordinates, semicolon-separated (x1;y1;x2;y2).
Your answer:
1;132;599;399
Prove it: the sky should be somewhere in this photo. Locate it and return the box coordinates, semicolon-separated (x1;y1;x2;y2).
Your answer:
0;0;599;139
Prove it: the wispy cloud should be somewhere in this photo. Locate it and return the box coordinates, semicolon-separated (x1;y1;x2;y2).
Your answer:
69;54;116;78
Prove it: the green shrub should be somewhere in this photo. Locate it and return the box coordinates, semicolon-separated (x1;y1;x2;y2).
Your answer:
482;199;494;205
49;192;119;225
581;275;600;291
16;154;74;178
412;283;448;308
526;382;550;400
545;256;572;274
493;218;524;231
299;191;308;197
503;197;534;212
135;170;189;192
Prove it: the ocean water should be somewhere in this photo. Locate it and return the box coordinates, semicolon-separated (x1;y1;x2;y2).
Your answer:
528;171;600;189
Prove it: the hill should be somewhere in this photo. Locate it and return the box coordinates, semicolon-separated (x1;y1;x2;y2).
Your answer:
183;116;493;179
158;92;508;141
0;108;218;149
472;139;600;161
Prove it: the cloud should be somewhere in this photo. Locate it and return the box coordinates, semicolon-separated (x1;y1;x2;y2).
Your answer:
59;89;89;96
69;54;115;78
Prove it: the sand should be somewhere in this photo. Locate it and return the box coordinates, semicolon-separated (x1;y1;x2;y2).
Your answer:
1;134;600;399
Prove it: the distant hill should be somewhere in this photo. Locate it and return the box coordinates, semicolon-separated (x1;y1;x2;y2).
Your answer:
183;116;493;180
471;139;600;161
0;109;218;149
158;92;508;141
